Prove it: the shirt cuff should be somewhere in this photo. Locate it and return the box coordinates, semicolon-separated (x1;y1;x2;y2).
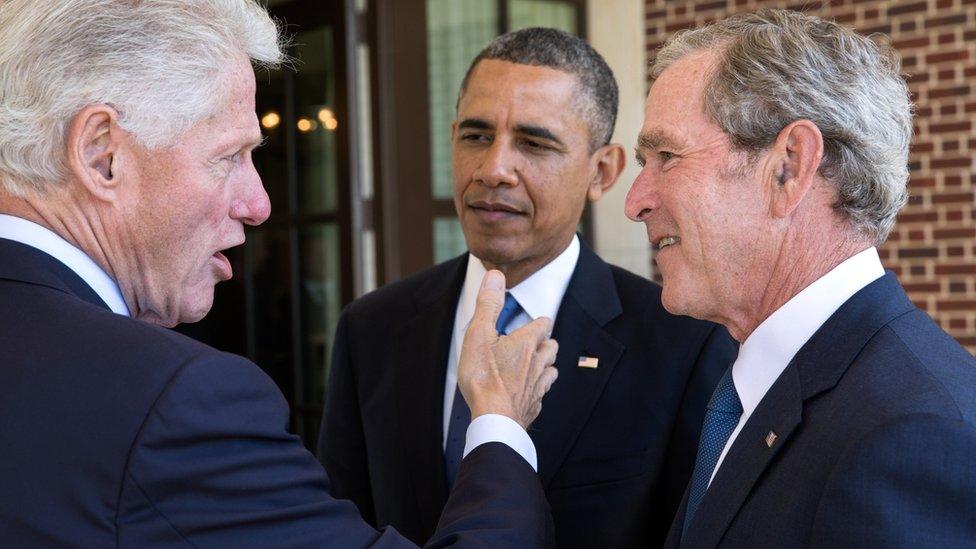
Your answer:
463;414;538;472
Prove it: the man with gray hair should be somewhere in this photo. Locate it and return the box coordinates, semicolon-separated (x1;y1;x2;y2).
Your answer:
626;8;976;546
0;1;559;546
320;26;735;549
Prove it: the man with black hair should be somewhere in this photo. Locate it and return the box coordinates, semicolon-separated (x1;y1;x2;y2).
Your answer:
320;27;737;548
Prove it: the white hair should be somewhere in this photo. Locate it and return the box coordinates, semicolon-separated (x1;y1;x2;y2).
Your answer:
0;0;284;196
650;9;913;245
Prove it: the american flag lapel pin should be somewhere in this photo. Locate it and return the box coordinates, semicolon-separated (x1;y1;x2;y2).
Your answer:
577;356;599;368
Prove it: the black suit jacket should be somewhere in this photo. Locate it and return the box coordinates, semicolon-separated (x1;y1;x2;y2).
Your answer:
0;238;553;547
320;245;737;547
666;272;976;548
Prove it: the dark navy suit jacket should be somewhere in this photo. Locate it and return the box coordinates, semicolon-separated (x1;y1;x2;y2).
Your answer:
319;245;737;548
0;238;554;547
666;272;976;548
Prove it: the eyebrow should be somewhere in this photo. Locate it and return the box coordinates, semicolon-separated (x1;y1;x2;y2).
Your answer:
637;129;684;151
458;118;493;131
457;118;566;147
252;135;269;150
515;124;564;147
219;134;265;156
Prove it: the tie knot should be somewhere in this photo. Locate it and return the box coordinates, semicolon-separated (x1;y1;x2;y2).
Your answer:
495;293;522;335
707;368;742;416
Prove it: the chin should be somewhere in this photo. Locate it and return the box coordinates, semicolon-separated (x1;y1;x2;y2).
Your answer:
176;291;216;326
660;283;695;318
468;239;524;265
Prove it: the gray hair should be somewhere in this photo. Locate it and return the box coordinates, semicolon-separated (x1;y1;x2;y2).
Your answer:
651;9;913;244
459;27;618;152
0;0;284;196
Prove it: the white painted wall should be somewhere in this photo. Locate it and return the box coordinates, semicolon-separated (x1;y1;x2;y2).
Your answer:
587;0;652;279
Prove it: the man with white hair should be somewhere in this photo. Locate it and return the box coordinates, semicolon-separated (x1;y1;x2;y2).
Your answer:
0;1;558;546
626;9;976;547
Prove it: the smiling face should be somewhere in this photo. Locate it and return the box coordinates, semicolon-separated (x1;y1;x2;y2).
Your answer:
452;59;605;284
115;57;270;326
625;49;773;326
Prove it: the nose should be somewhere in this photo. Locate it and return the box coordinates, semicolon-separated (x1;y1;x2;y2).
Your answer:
624;166;660;222
473;138;518;188
230;162;272;226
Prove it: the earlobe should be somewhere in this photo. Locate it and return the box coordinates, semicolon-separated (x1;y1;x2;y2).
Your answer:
587;143;626;202
66;104;122;202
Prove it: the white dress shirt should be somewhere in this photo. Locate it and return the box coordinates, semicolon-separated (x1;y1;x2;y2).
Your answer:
708;247;885;485
444;235;581;471
0;214;129;316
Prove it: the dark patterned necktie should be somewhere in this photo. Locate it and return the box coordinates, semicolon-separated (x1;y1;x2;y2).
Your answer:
444;292;522;490
682;367;742;537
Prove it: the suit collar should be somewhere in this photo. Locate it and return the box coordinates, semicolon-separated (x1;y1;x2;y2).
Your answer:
395;254;469;534
564;243;623;325
0;214;128;315
0;237;110;312
673;272;915;547
456;235;581;333
732;247;884;419
531;243;625;486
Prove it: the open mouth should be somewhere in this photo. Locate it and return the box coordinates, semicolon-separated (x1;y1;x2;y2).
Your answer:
212;250;233;280
657;235;681;250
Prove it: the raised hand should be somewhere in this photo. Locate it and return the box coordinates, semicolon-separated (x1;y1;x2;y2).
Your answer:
457;270;559;430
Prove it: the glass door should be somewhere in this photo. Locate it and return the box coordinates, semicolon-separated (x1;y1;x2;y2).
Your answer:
177;0;354;452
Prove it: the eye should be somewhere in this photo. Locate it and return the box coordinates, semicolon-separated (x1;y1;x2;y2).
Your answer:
658;150;675;163
459;132;491;144
635;152;646;168
519;138;550;152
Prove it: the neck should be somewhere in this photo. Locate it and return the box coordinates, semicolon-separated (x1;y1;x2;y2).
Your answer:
721;219;871;342
480;234;574;288
0;189;135;316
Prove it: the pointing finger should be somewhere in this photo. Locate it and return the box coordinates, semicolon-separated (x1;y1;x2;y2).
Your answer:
466;270;506;345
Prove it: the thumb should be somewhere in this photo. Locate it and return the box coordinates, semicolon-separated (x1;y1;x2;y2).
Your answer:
468;270;506;343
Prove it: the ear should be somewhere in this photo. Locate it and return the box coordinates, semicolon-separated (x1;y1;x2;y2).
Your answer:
65;104;123;202
586;143;626;202
768;119;824;218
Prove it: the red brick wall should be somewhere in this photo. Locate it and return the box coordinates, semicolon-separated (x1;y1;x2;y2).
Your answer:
644;0;976;352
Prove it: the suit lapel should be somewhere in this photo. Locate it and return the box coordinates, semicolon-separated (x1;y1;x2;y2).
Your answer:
679;367;802;548
674;272;916;547
394;255;468;535
531;245;625;487
0;237;110;311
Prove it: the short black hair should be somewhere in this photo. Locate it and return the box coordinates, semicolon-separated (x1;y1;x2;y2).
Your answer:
458;27;619;151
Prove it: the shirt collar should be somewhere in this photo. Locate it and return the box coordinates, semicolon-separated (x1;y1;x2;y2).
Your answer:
732;247;884;417
457;234;580;332
0;214;130;316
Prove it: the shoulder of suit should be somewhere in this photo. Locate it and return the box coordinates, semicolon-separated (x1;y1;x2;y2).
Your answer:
341;255;465;317
43;286;245;373
870;310;976;421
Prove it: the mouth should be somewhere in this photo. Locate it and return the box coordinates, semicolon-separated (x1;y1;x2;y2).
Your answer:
211;245;239;281
466;199;526;221
655;235;681;250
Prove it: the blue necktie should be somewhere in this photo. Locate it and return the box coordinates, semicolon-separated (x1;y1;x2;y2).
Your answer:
444;292;522;490
682;367;742;537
